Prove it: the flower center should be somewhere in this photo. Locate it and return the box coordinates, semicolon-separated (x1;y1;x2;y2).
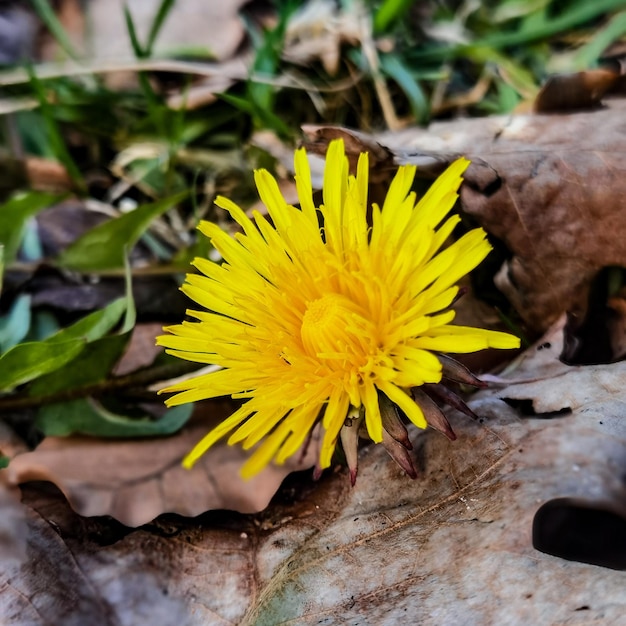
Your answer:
301;293;363;358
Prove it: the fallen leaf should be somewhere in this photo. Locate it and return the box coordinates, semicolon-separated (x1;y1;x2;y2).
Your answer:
491;314;570;383
41;0;250;91
302;124;395;179
283;0;362;75
237;387;626;623
112;322;165;375
498;348;626;415
6;401;318;527
7;342;626;623
165;55;250;110
0;485;27;577
1;476;344;626
533;69;619;112
0;420;28;460
35;199;108;257
0;3;38;64
373;97;626;331
24;157;74;192
1;484;188;626
0;424;29;569
607;292;626;360
17;266;188;320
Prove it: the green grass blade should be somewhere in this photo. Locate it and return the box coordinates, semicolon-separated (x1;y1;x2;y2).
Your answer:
380;53;429;123
573;10;626;69
123;3;147;58
27;67;84;188
146;0;177;56
30;0;80;60
374;0;414;34
411;0;626;63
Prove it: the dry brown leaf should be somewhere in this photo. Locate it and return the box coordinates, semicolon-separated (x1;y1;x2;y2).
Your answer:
607;293;626;360
497;343;626;415
6;343;626;623
37;0;84;60
0;419;29;460
0;3;38;65
24;156;74;192
112;322;164;376
1;475;346;626
533;69;619;112
165;55;250;110
40;0;249;91
0;422;30;568
302;124;395;177
87;0;247;78
1;486;190;626
283;0;362;75
234;366;626;623
0;485;28;567
373;98;626;331
485;314;570;383
88;0;247;62
6;401;318;527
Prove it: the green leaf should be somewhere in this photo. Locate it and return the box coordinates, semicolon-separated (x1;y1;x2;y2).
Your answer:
48;297;127;344
27;264;135;396
0;295;130;392
28;333;130;397
15;111;55;159
0;294;32;353
0;339;85;392
0;456;8;469
0;192;60;263
56;191;188;271
36;398;193;437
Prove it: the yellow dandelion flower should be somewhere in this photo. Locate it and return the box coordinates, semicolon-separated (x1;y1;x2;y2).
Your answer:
157;139;520;480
